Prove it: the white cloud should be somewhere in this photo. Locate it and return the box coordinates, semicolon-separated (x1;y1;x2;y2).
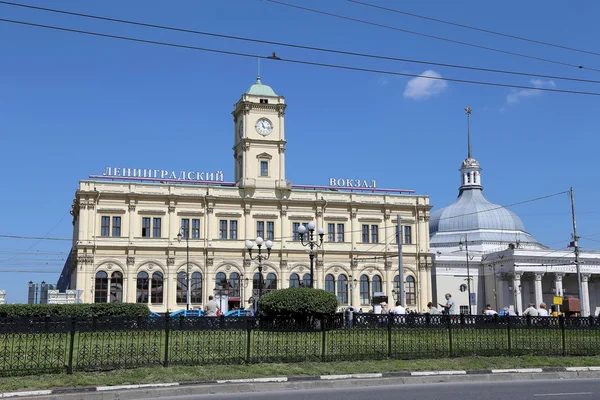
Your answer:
403;70;448;100
506;79;556;104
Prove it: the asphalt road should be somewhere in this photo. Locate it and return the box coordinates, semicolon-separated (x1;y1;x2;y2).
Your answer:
161;379;600;400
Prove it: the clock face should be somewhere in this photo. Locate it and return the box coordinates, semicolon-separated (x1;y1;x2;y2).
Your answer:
238;120;243;139
255;118;273;136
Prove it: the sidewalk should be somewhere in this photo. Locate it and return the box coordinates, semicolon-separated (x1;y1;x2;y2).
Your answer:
6;366;600;400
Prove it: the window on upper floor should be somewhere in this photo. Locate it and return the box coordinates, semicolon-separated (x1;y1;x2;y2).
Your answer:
328;223;345;242
181;218;200;239
141;218;151;237
361;224;379;243
260;161;269;177
142;217;161;238
259;99;269;104
396;225;413;245
219;219;238;240
256;221;274;240
292;222;309;241
100;216;121;237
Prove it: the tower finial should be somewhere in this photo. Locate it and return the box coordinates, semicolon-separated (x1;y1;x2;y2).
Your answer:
257;57;261;81
464;107;472;158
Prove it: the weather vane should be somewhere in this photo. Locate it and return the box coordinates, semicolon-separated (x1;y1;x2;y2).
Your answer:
464;107;472;115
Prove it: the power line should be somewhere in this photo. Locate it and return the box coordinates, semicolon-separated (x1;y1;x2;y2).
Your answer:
348;0;600;58
3;18;600;98
267;0;598;72
0;234;71;241
1;1;599;85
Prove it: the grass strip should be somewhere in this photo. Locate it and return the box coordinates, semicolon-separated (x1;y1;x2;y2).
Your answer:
1;355;600;392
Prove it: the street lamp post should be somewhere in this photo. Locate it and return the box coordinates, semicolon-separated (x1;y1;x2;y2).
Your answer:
177;230;191;311
298;222;325;288
246;237;274;311
459;234;472;315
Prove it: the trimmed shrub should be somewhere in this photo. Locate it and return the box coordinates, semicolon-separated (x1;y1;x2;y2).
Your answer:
0;303;150;318
258;288;338;318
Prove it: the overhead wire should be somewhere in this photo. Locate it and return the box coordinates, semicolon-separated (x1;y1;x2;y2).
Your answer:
266;0;599;72
2;18;600;98
348;0;600;58
1;1;599;85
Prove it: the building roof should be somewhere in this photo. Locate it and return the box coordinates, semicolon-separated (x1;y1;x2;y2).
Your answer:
246;76;278;97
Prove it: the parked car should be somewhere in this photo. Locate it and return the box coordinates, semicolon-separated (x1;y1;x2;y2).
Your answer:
224;309;254;317
169;309;204;317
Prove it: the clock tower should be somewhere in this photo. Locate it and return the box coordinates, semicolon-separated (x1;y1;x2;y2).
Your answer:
232;75;289;190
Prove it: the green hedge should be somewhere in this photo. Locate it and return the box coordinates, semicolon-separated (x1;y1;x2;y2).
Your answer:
259;288;338;317
0;303;150;318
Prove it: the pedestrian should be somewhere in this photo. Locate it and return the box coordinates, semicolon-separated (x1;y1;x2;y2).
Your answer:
380;302;389;314
427;302;439;315
484;304;498;316
537;302;549;316
204;295;218;316
443;293;456;315
392;300;406;315
522;303;539;316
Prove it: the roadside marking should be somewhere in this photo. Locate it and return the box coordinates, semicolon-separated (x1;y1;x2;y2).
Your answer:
320;373;383;380
533;393;593;397
216;377;288;384
411;370;467;376
96;383;179;391
1;390;53;398
491;368;544;373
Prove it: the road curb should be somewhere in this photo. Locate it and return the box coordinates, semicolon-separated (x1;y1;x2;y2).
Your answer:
4;366;600;399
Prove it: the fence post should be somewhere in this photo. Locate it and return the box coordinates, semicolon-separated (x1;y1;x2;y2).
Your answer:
246;316;252;363
67;316;76;374
321;315;327;362
163;313;170;368
447;315;453;358
387;314;392;358
560;315;566;357
506;316;511;355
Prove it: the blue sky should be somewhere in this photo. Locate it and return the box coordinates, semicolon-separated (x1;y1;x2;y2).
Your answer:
1;0;600;303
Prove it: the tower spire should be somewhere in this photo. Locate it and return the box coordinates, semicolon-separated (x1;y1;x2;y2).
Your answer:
465;106;472;158
257;57;261;82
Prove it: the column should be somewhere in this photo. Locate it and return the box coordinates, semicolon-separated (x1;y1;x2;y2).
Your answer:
350;262;359;308
581;274;591;317
316;260;324;290
554;273;564;297
384;262;393;303
513;273;522;314
534;273;544;308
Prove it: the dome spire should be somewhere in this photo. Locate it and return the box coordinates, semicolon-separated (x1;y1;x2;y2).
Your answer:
459;106;482;192
465;106;472;158
257;57;261;82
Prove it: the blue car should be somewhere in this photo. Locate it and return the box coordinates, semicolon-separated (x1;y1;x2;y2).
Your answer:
224;309;254;317
169;309;205;317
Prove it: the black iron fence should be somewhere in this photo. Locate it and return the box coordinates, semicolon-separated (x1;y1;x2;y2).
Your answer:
1;313;599;377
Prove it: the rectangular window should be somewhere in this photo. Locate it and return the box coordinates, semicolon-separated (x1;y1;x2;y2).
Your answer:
362;225;370;243
220;220;228;239
266;221;274;240
404;225;412;244
460;305;469;315
259;98;269;104
256;221;265;239
328;223;335;242
152;218;161;238
371;225;379;243
181;219;190;239
292;222;309;241
101;216;110;237
260;161;269;177
191;219;200;239
230;220;238;240
337;224;344;242
112;217;121;237
141;217;151;237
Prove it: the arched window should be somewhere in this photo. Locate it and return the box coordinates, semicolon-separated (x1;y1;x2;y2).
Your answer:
359;274;370;305
191;272;202;303
136;272;149;303
405;275;416;306
337;274;348;305
229;272;240;298
394;275;401;293
215;272;227;289
176;271;187;304
110;272;123;303
94;271;108;303
265;273;277;292
325;274;335;294
372;275;382;295
151;272;163;304
289;273;300;288
302;273;311;288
